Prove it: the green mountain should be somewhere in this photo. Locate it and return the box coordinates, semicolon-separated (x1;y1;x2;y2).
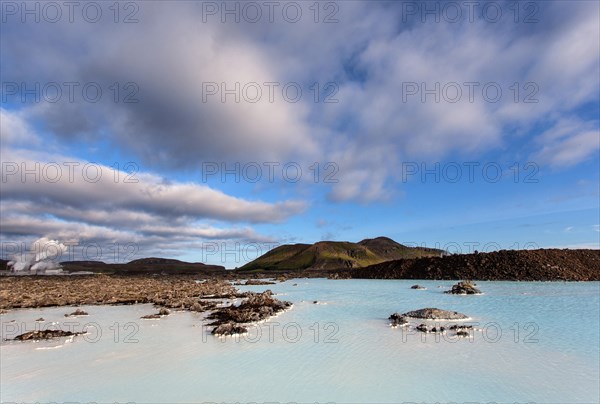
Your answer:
239;237;444;271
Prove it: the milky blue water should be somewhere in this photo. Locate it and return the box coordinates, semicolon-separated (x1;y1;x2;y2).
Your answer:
1;279;599;403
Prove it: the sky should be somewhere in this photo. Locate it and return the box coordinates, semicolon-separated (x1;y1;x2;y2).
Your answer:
0;0;599;268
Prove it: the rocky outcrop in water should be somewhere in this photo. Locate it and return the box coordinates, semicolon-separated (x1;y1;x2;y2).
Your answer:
141;307;171;319
12;329;84;341
449;324;473;331
445;281;481;295
389;314;476;337
415;324;446;333
401;308;468;320
411;284;426;290
246;279;276;285
64;308;88;317
212;323;248;336
207;291;292;327
389;313;409;327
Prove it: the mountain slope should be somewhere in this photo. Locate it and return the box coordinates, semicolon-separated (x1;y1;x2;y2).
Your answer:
358;237;445;260
239;237;443;271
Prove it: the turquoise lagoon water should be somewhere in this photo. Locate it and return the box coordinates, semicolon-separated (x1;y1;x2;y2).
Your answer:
1;279;599;403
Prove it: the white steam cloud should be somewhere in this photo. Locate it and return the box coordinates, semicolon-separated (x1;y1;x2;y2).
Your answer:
7;237;68;273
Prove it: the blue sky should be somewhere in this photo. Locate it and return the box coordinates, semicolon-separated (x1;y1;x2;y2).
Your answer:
0;0;598;267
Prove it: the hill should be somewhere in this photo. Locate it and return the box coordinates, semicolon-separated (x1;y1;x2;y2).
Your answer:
58;258;225;275
239;237;444;271
345;248;600;281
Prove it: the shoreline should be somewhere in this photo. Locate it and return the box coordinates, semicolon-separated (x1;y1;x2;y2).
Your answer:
1;274;599;313
0;274;238;312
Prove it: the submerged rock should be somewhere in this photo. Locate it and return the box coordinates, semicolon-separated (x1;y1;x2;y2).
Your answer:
415;324;446;333
388;313;408;327
410;284;426;290
141;307;171;319
12;329;83;341
449;324;473;331
243;279;276;286
64;308;88;317
402;308;468;320
211;323;248;336
141;313;161;319
445;281;482;295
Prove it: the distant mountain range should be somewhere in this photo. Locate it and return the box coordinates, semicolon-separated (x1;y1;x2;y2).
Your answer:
2;244;599;280
1;237;444;274
238;237;444;271
57;258;225;274
0;258;215;274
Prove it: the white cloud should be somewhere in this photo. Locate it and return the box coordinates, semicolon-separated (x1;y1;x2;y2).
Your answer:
532;118;600;167
0;111;301;261
0;108;40;147
0;1;598;205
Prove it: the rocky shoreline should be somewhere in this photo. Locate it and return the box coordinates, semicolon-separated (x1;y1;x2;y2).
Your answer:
0;275;294;338
0;274;238;311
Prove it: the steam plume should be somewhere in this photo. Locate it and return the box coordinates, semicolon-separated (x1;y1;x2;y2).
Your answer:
7;237;68;273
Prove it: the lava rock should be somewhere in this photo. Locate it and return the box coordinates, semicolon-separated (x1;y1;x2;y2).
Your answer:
410;284;426;290
141;307;171;319
207;291;292;327
64;308;88;317
402;308;468;320
12;329;83;341
388;313;409;327
244;279;276;286
445;281;482;295
211;323;248;336
449;324;473;331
